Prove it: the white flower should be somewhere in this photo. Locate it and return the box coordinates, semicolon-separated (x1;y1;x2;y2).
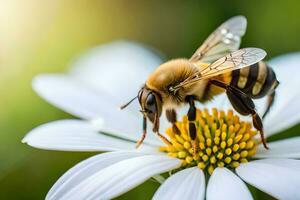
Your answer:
23;41;300;200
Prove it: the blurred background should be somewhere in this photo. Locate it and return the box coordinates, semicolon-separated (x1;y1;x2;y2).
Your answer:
1;0;300;199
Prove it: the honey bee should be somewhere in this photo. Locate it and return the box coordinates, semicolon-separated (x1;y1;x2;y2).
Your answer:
121;16;279;150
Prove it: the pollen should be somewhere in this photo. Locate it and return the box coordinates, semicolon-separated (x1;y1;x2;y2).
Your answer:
159;108;258;175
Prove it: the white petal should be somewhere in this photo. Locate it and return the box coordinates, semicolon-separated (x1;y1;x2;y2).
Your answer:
236;159;300;200
47;151;148;200
153;167;205;200
70;41;163;102
23;120;156;152
264;92;300;136
32;75;161;145
255;137;300;158
199;94;229;111
207;167;252;200
264;52;300;136
247;158;300;171
59;155;181;200
33;74;128;120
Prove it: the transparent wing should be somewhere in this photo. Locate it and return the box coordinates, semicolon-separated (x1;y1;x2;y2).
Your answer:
172;48;266;91
190;16;247;63
200;48;266;78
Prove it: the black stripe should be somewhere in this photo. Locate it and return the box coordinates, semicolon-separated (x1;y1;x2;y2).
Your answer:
256;65;276;98
243;63;259;95
230;69;240;88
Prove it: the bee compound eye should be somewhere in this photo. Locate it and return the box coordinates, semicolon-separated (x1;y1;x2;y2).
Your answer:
146;93;155;106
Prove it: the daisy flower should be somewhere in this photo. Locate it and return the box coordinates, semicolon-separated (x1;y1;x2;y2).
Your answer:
23;41;300;200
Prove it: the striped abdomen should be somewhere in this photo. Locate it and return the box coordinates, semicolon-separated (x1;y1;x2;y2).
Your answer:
230;61;279;99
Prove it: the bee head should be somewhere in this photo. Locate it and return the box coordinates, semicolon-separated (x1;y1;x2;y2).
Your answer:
138;87;162;123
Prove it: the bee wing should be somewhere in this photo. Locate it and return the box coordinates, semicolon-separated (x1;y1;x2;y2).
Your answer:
199;48;266;78
190;16;247;63
172;48;266;90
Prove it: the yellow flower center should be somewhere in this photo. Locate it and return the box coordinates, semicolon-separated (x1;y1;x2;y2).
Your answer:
159;108;258;175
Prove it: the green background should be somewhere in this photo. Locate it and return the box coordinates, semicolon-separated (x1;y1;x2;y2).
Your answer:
0;0;300;199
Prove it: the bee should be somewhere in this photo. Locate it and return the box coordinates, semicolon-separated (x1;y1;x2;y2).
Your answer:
121;16;279;150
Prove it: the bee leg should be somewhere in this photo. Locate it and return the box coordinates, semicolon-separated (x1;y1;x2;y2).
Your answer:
153;112;172;146
136;116;147;148
187;96;197;155
262;91;276;119
166;109;181;135
210;80;269;149
157;132;172;146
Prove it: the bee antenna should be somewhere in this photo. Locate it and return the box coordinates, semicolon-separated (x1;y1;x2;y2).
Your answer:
119;96;138;110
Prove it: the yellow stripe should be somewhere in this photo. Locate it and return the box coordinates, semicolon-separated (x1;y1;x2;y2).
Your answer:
252;62;267;95
237;67;250;89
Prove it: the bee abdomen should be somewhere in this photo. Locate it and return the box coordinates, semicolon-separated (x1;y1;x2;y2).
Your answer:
230;61;278;99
